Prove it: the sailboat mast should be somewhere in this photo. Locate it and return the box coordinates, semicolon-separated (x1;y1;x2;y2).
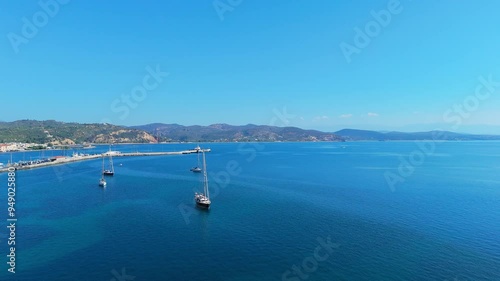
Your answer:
202;151;209;199
101;154;105;178
109;154;114;172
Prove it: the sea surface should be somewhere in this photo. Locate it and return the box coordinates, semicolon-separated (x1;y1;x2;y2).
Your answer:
0;142;499;281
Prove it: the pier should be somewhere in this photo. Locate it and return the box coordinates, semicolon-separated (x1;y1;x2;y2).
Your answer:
0;148;210;174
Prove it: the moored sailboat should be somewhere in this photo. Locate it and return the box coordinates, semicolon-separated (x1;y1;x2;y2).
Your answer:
194;151;211;208
99;156;107;187
103;145;115;176
103;152;114;176
99;177;107;187
190;150;202;173
190;167;202;173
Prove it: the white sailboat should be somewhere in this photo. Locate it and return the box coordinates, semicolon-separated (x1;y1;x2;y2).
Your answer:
103;153;114;176
190;150;202;173
194;151;211;208
99;156;107;187
99;177;106;187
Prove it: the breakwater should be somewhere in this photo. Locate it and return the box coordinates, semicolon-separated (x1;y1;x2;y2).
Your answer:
0;148;210;173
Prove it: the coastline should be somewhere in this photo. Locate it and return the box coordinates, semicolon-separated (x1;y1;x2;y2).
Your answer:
0;149;209;174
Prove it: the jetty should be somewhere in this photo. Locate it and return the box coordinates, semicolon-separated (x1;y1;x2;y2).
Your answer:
0;148;211;174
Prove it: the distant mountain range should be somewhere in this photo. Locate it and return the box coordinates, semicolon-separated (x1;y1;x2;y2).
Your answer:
133;124;500;142
131;123;344;142
1;120;500;144
334;129;500;141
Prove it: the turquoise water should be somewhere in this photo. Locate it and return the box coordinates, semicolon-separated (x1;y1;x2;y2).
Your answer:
0;142;499;280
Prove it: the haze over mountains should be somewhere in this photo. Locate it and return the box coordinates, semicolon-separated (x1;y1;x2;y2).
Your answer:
335;129;500;141
1;120;500;144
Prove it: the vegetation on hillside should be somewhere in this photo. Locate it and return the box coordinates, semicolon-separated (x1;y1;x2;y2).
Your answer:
133;123;345;142
0;120;157;144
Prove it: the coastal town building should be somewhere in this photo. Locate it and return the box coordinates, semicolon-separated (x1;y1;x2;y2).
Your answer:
0;143;18;152
0;143;46;152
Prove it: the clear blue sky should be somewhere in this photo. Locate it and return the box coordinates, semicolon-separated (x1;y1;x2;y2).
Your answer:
2;0;500;133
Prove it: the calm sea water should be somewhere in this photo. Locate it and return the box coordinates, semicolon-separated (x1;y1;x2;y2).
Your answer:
0;142;499;280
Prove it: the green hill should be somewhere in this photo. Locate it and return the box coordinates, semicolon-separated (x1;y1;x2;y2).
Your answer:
132;123;345;142
0;120;157;144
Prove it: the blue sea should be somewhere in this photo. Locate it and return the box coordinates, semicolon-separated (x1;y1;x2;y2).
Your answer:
0;142;499;280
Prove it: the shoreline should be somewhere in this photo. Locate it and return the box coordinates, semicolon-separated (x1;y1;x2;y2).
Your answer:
0;149;209;174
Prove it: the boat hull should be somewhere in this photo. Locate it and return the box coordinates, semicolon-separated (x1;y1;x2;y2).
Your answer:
194;193;211;208
195;201;210;208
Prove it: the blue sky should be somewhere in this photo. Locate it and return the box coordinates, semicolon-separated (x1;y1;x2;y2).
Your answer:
1;0;500;133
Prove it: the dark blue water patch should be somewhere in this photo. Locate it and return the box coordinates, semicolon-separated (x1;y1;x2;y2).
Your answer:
14;224;57;250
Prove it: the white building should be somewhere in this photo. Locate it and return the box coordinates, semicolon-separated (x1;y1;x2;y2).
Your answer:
0;143;21;152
